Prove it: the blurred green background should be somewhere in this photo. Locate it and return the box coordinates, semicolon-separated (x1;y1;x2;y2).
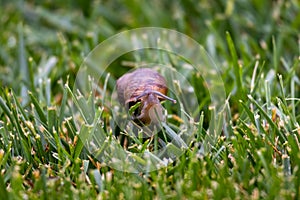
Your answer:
1;0;299;93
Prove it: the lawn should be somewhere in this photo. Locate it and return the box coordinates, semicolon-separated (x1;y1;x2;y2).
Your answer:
0;0;299;199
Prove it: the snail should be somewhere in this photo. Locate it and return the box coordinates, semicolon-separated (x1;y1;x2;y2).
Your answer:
116;68;176;125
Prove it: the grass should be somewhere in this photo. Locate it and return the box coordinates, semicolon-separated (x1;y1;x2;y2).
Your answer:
0;0;300;199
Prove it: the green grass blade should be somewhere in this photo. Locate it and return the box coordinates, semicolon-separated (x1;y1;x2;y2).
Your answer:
29;91;48;126
248;95;287;142
226;32;245;100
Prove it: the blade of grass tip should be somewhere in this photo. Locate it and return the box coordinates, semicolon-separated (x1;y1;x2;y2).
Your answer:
276;97;289;119
0;95;14;125
39;56;58;81
196;111;204;143
24;120;45;159
93;169;104;192
212;145;225;163
239;100;255;125
0;123;9;145
1;93;30;157
52;127;72;162
18;23;29;105
205;105;216;148
250;60;259;94
65;85;89;124
249;61;266;100
0;142;12;168
238;118;259;143
28;57;36;94
20;134;32;162
282;154;291;177
248;95;287;142
163;123;188;149
72;131;84;161
264;80;271;115
224;94;233;137
83;160;89;174
290;70;296;122
51;127;62;160
101;73;110;107
45;78;51;106
65;117;78;138
140;139;151;152
254;113;264;136
87;75;96;116
289;134;300;154
59;83;69;126
291;56;300;114
216;103;226;137
78;123;92;143
276;98;296;134
226;31;245;100
37;78;44;103
74;87;95;124
47;107;57;134
93;138;109;162
11;90;29;121
39;125;57;151
278;74;290;114
29;91;48;127
272;36;278;72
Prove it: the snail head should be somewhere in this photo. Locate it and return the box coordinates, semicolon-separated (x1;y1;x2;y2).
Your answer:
125;90;176;125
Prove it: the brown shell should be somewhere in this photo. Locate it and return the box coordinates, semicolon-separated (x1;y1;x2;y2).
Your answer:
116;68;173;125
116;68;168;106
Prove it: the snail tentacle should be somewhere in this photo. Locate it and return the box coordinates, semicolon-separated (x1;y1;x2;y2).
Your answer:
126;90;176;104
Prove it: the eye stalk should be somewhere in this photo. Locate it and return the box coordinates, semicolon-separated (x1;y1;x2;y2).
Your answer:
125;89;177;104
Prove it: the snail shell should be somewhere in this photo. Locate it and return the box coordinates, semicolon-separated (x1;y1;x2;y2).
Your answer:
116;68;176;125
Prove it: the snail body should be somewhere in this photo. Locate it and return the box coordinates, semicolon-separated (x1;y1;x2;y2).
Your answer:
116;68;176;125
